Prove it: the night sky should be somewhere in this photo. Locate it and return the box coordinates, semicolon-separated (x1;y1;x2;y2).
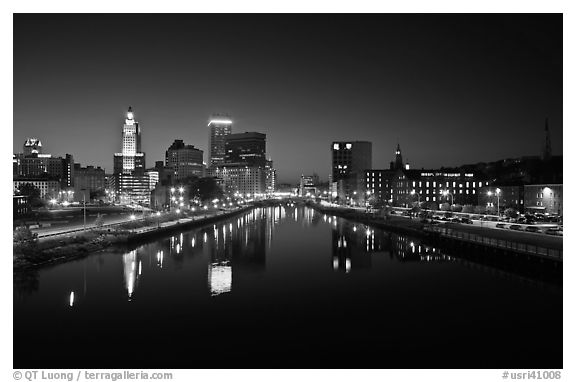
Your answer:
13;14;562;183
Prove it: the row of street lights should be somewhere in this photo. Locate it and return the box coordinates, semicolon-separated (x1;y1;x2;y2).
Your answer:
410;188;501;220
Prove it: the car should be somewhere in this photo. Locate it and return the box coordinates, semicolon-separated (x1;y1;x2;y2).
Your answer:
509;224;522;231
525;226;541;233
495;223;506;228
390;210;396;215
402;211;411;216
545;228;562;236
460;217;473;224
449;217;461;223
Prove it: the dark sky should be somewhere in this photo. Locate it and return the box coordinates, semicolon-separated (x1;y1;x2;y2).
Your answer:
14;14;562;183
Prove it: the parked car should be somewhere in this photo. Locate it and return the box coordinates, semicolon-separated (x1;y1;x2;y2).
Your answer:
402;211;411;216
495;223;506;228
545;227;562;236
525;226;541;233
390;210;396;215
509;224;523;231
460;217;473;224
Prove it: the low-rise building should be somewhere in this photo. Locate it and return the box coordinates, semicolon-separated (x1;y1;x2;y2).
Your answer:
523;184;562;215
13;195;31;218
13;178;61;199
73;164;106;202
478;185;524;212
211;164;266;197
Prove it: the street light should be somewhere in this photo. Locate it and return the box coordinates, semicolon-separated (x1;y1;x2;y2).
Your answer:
442;190;454;206
410;189;421;205
487;188;501;221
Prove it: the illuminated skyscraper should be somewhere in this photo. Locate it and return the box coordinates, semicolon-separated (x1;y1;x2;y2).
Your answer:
113;107;148;204
208;115;232;168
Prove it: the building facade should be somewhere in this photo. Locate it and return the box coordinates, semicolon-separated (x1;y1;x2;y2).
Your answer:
13;178;61;199
523;184;562;215
112;107;149;204
265;160;276;194
13;195;31;218
331;141;372;201
73;164;106;202
14;139;74;189
165;139;204;180
211;164;266;197
477;185;524;212
364;145;488;208
208;115;232;168
224;132;267;167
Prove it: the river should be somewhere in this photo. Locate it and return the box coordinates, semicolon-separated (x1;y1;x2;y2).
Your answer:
13;205;562;369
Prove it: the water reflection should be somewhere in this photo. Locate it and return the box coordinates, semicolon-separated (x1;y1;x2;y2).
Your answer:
13;205;563;368
122;250;139;300
331;220;375;272
327;213;453;272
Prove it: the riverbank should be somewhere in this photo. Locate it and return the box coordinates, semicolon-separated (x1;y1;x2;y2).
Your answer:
309;202;429;237
13;206;254;271
309;202;562;261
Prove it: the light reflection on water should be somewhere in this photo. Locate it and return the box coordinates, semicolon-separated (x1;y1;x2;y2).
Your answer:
13;205;563;368
112;206;458;301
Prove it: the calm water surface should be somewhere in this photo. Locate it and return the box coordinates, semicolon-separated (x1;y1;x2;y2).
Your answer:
14;206;562;368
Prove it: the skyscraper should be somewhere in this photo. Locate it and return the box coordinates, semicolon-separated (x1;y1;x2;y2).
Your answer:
165;139;204;180
331;141;372;201
208;115;232;168
115;106;145;174
23;138;42;155
113;107;149;204
224;132;267;167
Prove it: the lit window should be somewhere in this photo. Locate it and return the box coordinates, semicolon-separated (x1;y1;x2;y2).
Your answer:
333;143;340;150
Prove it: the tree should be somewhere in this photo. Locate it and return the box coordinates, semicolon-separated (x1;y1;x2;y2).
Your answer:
13;225;38;248
440;202;451;211
462;204;475;214
17;183;43;207
486;205;496;215
90;189;107;201
421;201;438;211
183;177;223;202
373;198;387;210
504;208;519;219
474;205;486;214
94;213;104;228
451;204;463;212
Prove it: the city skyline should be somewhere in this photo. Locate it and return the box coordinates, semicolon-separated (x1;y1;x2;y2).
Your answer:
14;14;562;183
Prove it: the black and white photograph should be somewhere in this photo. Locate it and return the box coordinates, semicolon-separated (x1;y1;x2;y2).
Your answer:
8;5;570;380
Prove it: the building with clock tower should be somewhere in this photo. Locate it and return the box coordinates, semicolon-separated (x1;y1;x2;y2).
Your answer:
112;107;149;204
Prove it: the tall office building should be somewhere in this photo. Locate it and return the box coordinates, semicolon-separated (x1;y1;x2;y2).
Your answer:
113;107;149;204
208;115;232;168
224;132;267;167
331;141;372;200
165;139;204;180
13;139;74;190
23;138;42;155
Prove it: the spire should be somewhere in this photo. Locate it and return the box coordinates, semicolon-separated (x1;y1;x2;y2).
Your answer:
394;143;403;170
126;106;134;121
